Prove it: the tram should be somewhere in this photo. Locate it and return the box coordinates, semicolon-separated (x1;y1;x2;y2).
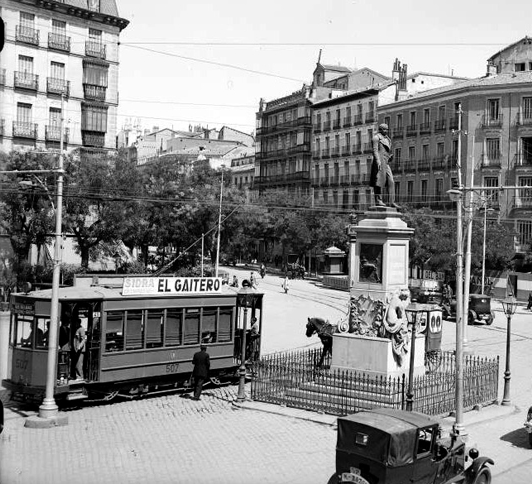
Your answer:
2;275;263;404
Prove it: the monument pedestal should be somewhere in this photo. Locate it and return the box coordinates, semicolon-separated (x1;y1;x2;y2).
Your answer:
331;333;426;378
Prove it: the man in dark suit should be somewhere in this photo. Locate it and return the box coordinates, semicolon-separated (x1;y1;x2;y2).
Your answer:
191;344;210;400
370;123;399;208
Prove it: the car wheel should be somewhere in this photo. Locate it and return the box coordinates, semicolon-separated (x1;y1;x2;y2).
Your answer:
472;467;491;484
468;311;475;326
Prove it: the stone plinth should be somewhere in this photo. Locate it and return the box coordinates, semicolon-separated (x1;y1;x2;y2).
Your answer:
331;333;426;378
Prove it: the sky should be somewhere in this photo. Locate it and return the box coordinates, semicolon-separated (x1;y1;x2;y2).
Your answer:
116;0;532;135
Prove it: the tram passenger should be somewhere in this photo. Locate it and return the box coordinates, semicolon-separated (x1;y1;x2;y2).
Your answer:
22;326;44;348
191;344;210;401
71;318;86;381
231;275;239;288
59;319;71;350
42;321;51;347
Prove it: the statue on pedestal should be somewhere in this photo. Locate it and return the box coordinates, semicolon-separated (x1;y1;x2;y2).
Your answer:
370;123;400;209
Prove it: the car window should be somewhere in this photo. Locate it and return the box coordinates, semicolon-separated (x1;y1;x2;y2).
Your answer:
416;427;434;456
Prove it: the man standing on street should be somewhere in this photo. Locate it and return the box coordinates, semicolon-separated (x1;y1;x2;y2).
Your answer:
191;344;210;400
71;318;86;381
370;123;399;208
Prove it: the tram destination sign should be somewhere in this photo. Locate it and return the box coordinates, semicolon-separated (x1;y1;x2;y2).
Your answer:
122;277;223;296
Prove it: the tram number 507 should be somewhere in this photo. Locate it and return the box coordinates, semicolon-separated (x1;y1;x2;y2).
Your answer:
15;359;28;369
166;363;180;373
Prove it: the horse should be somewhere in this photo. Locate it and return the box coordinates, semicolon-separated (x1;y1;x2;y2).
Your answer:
306;317;337;367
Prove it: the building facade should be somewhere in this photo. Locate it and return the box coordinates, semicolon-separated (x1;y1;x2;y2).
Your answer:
0;0;129;154
378;37;532;253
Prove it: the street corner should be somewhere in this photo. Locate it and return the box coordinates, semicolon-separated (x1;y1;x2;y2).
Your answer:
442;402;518;429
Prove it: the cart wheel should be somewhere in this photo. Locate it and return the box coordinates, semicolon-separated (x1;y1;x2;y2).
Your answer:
472;466;491;484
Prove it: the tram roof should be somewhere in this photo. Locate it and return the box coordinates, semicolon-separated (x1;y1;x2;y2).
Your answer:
13;284;242;301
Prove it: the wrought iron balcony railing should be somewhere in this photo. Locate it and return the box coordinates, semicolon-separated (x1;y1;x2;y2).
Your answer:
321;148;330;158
365;112;376;124
14;71;39;91
82;131;106;148
353;114;363;125
331;147;340;157
85;41;106;59
13;121;37;139
48;32;71;52
419;122;431;134
434;119;446;132
45;126;69;143
352;144;363;155
343;117;352;128
406;124;417;137
480;153;502;168
342;145;351;156
332;120;341;130
16;25;39;45
392;127;404;138
481;114;503;129
47;77;70;97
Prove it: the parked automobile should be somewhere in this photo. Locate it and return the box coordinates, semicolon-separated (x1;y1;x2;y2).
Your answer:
410;279;442;304
441;294;494;325
524;406;532;447
332;408;493;484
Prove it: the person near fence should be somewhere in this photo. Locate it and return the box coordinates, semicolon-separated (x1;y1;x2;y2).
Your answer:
528;291;532;311
191;344;210;401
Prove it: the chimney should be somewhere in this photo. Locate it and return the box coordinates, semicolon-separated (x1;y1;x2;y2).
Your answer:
486;61;497;77
392;58;401;81
395;63;408;101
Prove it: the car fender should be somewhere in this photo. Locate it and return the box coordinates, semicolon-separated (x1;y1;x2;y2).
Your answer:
465;457;494;481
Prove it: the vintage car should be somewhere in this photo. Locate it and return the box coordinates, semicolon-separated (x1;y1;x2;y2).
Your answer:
333;408;493;484
441;294;494;325
524;406;532;447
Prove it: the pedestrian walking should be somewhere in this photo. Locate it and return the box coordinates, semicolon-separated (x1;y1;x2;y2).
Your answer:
527;291;532;311
250;272;258;288
282;276;290;294
191;344;210;400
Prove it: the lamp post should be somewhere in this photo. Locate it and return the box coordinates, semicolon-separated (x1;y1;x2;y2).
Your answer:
447;187;465;435
481;204;494;295
215;166;225;278
405;303;423;411
236;281;257;402
501;297;517;406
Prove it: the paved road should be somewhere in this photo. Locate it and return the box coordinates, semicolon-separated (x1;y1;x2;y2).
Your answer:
2;269;532;483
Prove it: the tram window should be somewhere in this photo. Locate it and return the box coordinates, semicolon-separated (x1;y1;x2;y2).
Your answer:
36;318;49;349
166;309;182;346
146;309;164;348
183;308;200;345
218;307;232;342
105;311;124;352
126;310;144;350
16;315;33;348
202;308;217;343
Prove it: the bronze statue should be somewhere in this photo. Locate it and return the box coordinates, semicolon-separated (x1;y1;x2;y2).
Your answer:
370;123;399;208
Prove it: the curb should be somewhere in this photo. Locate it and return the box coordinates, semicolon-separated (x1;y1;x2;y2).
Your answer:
234;399;517;431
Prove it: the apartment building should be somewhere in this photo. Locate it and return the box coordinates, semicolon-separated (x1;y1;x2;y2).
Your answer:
0;0;129;154
378;37;532;253
311;60;465;212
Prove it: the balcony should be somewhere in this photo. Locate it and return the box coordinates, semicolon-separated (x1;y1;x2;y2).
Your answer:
48;32;71;52
287;143;310;155
333;120;341;130
406;124;417;137
516;112;532;126
448;116;459;130
320;178;329;187
365;112;376;124
16;25;39;45
82;131;106;148
312;150;321;160
314;124;322;133
363;142;373;154
323;121;331;131
45;126;69;143
85;41;106;59
322;148;330;159
286;171;310;182
403;159;417;172
352;144;362;155
0;69;5;86
343;117;352;128
297;116;312;126
432;155;448;170
512;195;532;210
514;153;532;167
481;114;503;129
330;176;339;185
392;127;404;138
331;147;340;157
14;71;38;91
480;153;502;168
47;77;70;97
13;121;37;139
419;122;431;134
353;114;363;126
434;119;446;132
342;145;351;156
340;175;351;186
417;159;431;172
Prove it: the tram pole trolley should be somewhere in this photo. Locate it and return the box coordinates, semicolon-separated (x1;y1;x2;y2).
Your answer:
2;275;264;405
333;408;494;484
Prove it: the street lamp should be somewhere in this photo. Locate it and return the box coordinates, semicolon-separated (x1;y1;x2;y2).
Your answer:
500;296;517;406
447;187;465;435
236;280;259;402
405;303;425;411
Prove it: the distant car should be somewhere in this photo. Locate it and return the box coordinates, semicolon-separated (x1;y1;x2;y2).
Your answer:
442;294;494;325
410;280;442;304
332;408;494;484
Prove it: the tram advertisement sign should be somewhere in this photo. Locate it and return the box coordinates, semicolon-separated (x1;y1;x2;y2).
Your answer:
122;277;223;296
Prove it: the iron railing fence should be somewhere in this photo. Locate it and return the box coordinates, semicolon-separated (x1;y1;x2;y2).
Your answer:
251;348;499;417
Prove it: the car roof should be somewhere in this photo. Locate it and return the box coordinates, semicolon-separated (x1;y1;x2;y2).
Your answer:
339;408;439;432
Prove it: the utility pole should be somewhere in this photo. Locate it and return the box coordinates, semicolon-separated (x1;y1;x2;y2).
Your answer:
215;167;224;277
